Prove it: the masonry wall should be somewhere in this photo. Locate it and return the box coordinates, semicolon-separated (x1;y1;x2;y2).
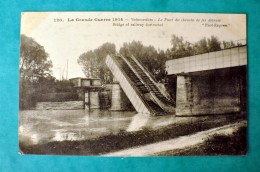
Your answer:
36;101;83;110
89;91;100;109
176;66;246;116
105;83;134;111
176;75;192;115
110;83;123;110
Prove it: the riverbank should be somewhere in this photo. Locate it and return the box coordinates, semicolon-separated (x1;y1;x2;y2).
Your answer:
154;124;246;156
19;113;246;155
105;121;246;156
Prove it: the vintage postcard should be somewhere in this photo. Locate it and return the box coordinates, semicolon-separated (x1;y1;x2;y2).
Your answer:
19;12;247;156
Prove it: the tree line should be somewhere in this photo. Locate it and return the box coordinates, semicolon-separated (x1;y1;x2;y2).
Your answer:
78;35;240;84
20;34;241;109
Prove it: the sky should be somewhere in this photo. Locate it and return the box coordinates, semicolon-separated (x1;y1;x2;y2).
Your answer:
20;12;246;80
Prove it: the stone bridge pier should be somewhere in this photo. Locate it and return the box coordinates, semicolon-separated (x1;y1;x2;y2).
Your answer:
166;46;247;116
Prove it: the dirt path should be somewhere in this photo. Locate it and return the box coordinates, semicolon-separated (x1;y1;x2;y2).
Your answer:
103;120;247;156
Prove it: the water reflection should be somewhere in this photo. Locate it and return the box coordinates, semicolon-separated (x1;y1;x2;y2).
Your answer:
127;113;150;132
30;134;39;144
19;109;176;146
19;126;40;145
53;131;80;142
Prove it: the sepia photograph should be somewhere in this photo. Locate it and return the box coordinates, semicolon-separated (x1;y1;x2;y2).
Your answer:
19;12;247;156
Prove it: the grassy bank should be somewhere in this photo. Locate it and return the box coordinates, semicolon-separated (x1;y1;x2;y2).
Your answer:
155;125;247;156
20;113;246;155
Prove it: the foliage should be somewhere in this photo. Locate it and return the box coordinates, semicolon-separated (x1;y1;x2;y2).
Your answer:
78;51;99;78
94;43;116;83
167;35;222;59
167;35;194;59
193;37;209;54
119;41;167;82
20;35;78;109
207;35;221;52
78;43;116;83
20;35;53;109
20;35;52;82
78;35;234;84
20;34;236;109
222;40;236;49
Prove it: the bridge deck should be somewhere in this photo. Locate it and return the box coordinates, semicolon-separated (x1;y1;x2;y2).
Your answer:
166;46;247;75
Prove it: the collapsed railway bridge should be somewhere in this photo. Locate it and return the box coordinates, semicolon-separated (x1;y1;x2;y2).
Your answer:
106;54;175;115
106;45;247;116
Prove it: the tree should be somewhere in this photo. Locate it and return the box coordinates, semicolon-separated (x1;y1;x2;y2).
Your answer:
78;51;99;78
119;41;167;82
168;35;222;59
78;42;116;83
119;41;144;58
168;35;193;59
207;36;221;52
222;40;236;49
20;35;53;109
194;37;208;54
155;50;167;81
20;35;52;82
94;43;116;83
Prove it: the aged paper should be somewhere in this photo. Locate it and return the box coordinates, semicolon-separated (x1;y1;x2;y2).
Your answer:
19;12;247;156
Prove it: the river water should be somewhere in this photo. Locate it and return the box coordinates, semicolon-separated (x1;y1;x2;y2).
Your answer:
19;109;177;146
